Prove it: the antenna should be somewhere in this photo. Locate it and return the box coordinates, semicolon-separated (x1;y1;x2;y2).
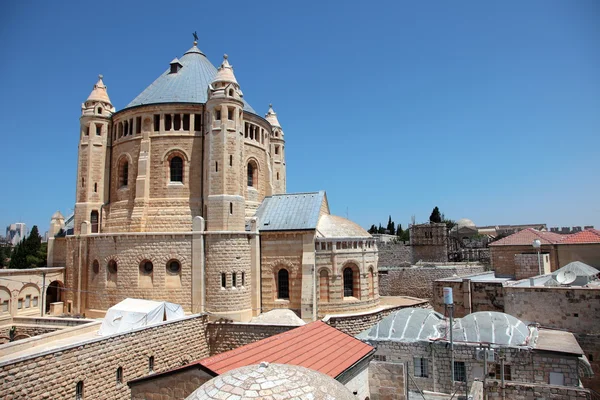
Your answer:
556;270;576;285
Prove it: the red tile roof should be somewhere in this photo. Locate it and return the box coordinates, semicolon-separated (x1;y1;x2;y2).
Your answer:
559;229;600;244
199;321;374;378
489;228;564;246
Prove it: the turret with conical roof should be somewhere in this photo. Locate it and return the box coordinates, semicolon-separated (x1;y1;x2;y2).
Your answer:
267;104;286;194
74;75;112;234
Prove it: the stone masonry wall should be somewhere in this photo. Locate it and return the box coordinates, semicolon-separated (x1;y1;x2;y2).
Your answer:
0;314;210;400
576;333;600;392
379;265;486;300
503;286;600;334
324;301;429;337
206;321;297;356
368;361;406;400
378;242;412;268
514;253;542;280
432;279;504;317
370;341;581;396
130;367;214;400
490;245;558;278
485;381;590;399
0;325;60;342
83;234;193;312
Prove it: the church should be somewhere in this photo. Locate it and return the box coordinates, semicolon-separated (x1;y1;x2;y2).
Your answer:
47;39;379;322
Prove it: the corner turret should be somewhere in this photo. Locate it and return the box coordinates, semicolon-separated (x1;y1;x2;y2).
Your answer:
267;104;286;194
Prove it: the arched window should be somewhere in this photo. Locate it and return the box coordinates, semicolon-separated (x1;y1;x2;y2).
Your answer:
119;161;128;187
319;270;329;302
170;156;183;182
343;267;354;297
277;269;289;299
116;366;123;385
76;381;84;399
90;210;99;233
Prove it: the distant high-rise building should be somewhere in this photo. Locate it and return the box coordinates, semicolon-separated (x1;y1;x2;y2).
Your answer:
5;223;27;246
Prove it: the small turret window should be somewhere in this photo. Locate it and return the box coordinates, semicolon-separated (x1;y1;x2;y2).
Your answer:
194;114;202;131
98;107;103;115
95;123;102;136
228;107;234;120
215;110;221;121
228;89;234;97
153;115;160;132
247;161;258;187
275;145;280;155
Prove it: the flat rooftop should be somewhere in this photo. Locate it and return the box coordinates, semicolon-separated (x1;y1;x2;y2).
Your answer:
535;329;583;356
436;271;511;283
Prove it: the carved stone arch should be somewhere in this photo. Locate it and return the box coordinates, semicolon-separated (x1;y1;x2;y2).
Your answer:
269;258;295;274
134;254;159;266
18;282;41;294
246;156;262;171
158;252;188;268
103;254;121;265
342;259;362;273
162;148;190;163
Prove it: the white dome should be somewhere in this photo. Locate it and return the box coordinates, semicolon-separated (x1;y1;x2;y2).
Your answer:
186;362;355;400
316;215;370;238
456;218;476;228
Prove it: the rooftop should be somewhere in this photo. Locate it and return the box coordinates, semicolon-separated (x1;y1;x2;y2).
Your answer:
535;329;583;356
489;228;565;246
124;43;255;113
254;191;327;232
198;321;373;379
559;229;600;244
436;271;512;283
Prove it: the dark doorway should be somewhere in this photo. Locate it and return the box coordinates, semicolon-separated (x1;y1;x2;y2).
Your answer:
46;281;64;313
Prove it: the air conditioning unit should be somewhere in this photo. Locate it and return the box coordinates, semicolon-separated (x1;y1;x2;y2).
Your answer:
475;349;495;362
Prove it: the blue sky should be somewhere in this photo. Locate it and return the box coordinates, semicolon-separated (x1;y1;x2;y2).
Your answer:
1;0;598;234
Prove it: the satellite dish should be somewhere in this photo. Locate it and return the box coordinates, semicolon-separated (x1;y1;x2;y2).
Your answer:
556;270;577;285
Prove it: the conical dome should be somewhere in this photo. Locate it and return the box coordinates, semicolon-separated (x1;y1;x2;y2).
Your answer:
125;44;255;113
212;54;238;85
87;75;112;104
265;104;281;128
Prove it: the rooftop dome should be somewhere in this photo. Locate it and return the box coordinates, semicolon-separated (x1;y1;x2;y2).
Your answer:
186;362;355;400
265;104;281;128
125;43;255;113
316;214;371;238
87;75;112;104
357;308;445;342
453;312;531;346
456;218;476;228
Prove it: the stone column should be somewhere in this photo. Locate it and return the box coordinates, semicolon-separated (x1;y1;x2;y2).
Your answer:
191;216;205;314
300;232;316;322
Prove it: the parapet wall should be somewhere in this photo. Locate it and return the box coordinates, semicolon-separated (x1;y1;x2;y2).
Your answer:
206;321;297;356
0;314;209;400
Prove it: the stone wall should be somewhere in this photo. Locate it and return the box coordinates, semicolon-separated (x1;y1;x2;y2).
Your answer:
490;245;558;278
206;321;297;356
0;325;60;343
576;333;600;392
556;243;600;270
410;223;448;263
432;278;504;317
0;314;209;400
323;301;429;337
369;340;582;396
368;361;406;400
503;286;600;335
484;381;590;399
130;366;214;400
65;234;194;314
377;242;412;268
379;265;486;300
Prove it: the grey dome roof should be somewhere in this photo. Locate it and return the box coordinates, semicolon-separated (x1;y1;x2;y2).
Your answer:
186;362;355;400
357;308;445;342
453;312;531;346
125;45;256;113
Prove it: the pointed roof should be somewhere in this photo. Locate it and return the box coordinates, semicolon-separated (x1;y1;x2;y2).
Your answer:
87;74;112;104
125;43;255;113
212;54;238;85
51;211;64;220
489;228;564;246
265;104;281;128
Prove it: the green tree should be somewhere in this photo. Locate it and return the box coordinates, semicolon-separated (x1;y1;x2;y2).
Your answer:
396;224;404;237
429;207;442;223
377;224;385;234
386;216;395;235
0;246;8;267
368;224;377;234
9;226;46;269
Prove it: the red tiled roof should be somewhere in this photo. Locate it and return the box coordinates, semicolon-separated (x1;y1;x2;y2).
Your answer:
199;321;374;378
559;229;600;244
489;228;564;246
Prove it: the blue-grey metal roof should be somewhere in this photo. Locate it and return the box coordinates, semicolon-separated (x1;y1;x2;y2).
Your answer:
254;191;326;231
124;45;256;113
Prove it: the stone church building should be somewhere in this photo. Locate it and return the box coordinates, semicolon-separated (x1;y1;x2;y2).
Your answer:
47;39;378;321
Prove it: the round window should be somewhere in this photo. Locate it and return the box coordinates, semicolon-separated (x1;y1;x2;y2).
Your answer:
142;261;153;274
168;260;181;274
92;260;99;274
108;260;118;274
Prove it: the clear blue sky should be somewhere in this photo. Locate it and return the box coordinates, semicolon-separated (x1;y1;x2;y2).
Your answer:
1;0;598;234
